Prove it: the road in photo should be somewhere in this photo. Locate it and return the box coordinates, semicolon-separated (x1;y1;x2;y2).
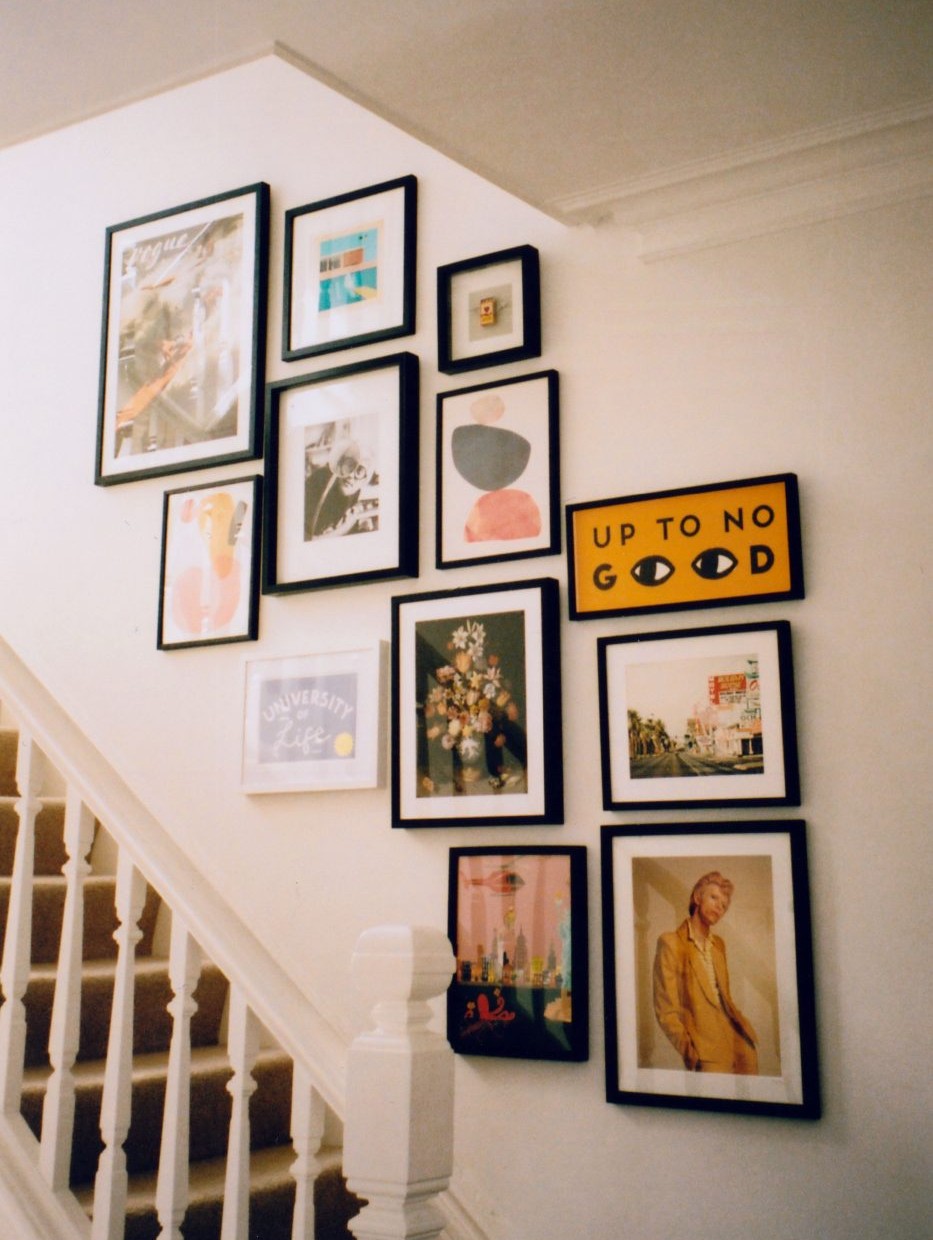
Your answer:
627;651;763;779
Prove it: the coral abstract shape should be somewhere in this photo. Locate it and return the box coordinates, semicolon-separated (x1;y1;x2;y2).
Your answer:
469;392;506;425
172;562;242;634
465;489;541;543
452;424;531;491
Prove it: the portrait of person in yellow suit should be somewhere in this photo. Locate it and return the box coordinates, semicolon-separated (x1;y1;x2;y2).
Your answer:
652;870;759;1074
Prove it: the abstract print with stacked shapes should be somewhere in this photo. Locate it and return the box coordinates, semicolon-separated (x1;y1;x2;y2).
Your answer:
415;610;527;799
437;370;559;569
452;393;539;545
448;848;588;1061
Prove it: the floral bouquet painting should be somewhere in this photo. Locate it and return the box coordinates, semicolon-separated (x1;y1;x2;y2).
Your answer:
416;610;527;798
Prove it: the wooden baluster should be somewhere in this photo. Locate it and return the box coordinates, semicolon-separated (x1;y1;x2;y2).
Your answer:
39;788;95;1188
289;1064;326;1240
155;916;201;1240
0;732;43;1114
91;850;147;1240
344;926;456;1240
220;986;260;1240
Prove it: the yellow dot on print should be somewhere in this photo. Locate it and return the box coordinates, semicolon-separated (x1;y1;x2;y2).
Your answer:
334;732;355;757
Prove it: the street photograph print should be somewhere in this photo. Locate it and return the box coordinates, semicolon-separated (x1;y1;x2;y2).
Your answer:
597;621;800;810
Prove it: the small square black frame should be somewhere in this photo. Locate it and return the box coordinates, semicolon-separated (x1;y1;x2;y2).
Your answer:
437;244;541;374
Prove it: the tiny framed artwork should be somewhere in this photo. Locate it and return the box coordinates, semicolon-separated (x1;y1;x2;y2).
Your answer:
567;473;804;619
447;845;588;1061
597;620;800;810
241;644;388;793
436;370;560;569
391;578;564;827
437;244;541;374
263;352;419;594
157;475;261;650
283;175;416;360
601;821;820;1118
96;182;269;485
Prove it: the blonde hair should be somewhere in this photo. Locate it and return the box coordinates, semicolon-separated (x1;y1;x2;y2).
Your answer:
689;871;734;915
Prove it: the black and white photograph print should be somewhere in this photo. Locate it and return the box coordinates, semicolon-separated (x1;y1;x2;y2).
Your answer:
263;353;419;594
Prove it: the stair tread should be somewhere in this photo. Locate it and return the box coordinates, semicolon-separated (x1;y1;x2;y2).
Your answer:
21;1043;292;1093
0;793;66;806
0;868;116;887
27;954;220;980
73;1143;344;1212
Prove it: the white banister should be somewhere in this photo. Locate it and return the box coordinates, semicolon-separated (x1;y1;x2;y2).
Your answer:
289;1064;327;1240
0;731;43;1115
91;851;147;1240
221;986;260;1240
39;789;95;1189
0;639;349;1117
344;925;456;1240
0;641;487;1240
155;917;201;1240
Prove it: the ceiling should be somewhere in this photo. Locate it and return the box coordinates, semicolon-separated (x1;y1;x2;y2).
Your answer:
1;1;930;225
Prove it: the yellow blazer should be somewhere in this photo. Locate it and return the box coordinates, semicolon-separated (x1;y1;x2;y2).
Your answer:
652;920;758;1072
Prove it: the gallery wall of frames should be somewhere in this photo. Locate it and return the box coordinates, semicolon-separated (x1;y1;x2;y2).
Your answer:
97;171;819;1120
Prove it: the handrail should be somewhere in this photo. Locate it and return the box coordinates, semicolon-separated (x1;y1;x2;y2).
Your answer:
0;635;484;1240
0;637;348;1115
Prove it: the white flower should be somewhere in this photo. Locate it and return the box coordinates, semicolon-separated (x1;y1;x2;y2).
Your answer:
451;625;471;650
460;735;480;760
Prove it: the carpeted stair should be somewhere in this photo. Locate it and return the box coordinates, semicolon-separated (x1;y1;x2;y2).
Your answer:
0;724;363;1239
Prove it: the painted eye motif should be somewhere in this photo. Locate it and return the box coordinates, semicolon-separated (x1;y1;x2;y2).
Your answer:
691;547;738;580
630;555;675;586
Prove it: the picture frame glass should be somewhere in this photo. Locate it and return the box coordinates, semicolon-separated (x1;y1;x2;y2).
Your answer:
449;256;525;362
393;580;562;826
599;622;798;808
567;474;803;619
285;177;413;358
448;846;588;1061
602;824;818;1116
97;184;266;484
266;355;417;592
437;371;559;568
242;645;386;792
158;476;260;650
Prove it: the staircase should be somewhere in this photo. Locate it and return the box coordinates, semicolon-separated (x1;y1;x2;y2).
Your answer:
0;638;467;1240
0;685;362;1238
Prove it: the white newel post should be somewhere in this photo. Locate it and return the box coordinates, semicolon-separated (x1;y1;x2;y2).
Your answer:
344;925;456;1240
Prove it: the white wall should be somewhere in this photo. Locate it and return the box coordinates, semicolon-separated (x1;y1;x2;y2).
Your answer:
0;56;929;1240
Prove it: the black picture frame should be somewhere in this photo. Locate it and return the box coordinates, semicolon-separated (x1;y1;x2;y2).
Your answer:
566;473;805;620
601;820;820;1119
157;475;261;650
597;620;800;810
437;244;541;374
391;577;564;827
262;352;419;594
447;845;588;1061
96;182;269;485
282;175;417;361
436;369;560;570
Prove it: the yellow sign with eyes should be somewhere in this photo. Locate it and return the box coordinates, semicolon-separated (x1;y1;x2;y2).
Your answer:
567;474;804;619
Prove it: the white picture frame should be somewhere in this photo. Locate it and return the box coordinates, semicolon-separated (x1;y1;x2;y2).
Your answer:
242;644;387;793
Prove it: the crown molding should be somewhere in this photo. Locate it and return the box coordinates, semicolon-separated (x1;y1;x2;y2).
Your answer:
549;100;933;260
